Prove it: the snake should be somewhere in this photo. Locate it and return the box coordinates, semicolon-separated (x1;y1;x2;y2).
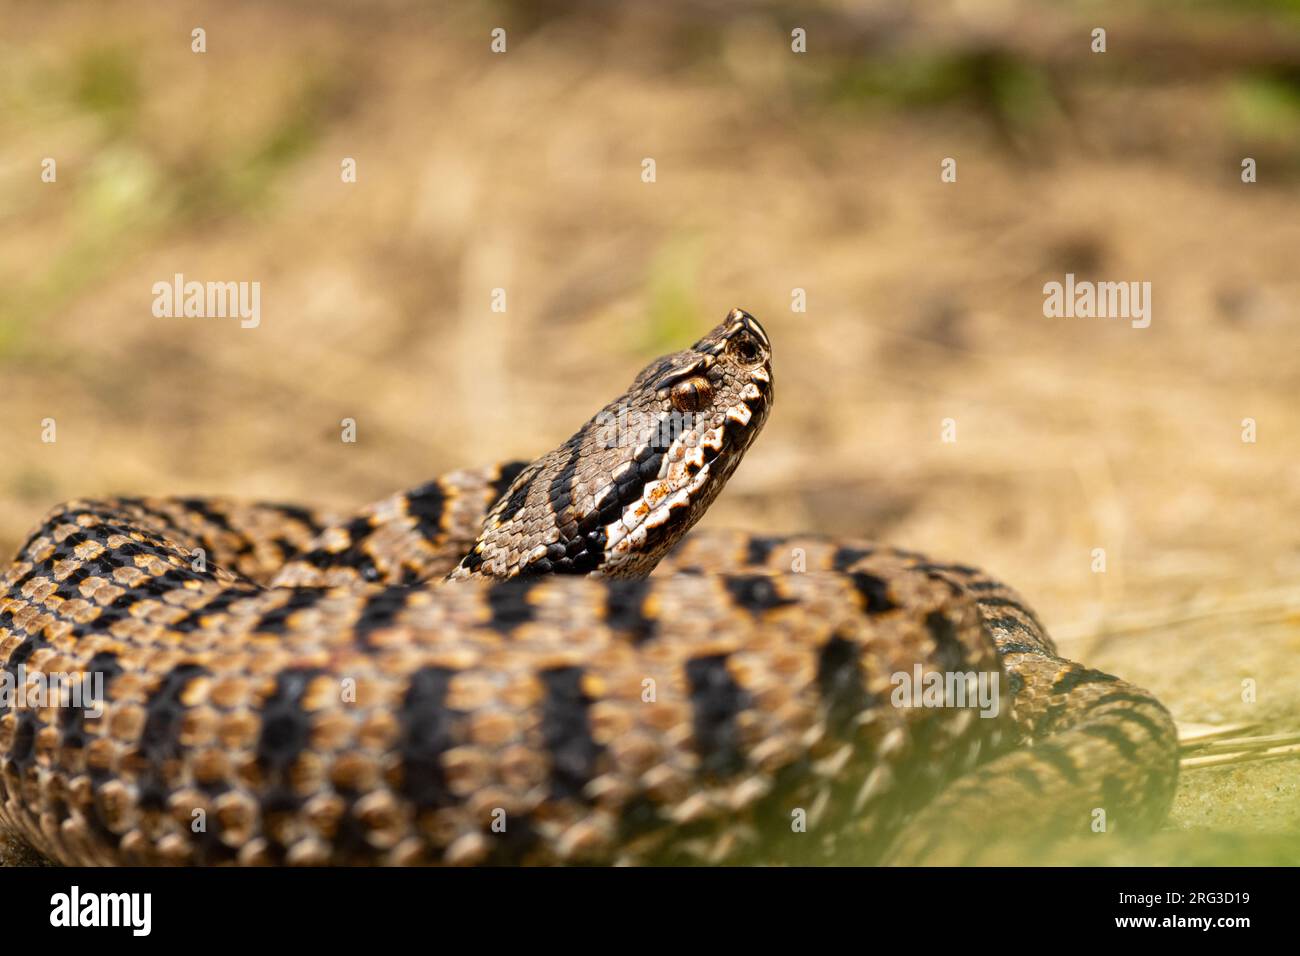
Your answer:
0;308;1179;866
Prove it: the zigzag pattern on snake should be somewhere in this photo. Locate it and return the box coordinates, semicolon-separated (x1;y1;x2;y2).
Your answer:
0;309;1178;865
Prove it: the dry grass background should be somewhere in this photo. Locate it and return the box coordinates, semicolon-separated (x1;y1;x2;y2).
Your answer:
2;0;1299;863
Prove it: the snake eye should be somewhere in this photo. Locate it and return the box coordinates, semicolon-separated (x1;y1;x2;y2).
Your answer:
670;376;713;413
727;333;762;366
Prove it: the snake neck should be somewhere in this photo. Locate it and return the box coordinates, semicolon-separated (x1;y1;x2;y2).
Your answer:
449;309;773;582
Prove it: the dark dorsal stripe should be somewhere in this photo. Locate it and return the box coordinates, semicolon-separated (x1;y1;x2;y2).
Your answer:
744;536;779;567
1;635;52;769
816;633;870;735
924;610;967;673
60;651;125;756
252;587;329;635
1051;667;1120;695
176;497;235;530
267;502;326;535
2;634;43;679
8;713;38;771
487;578;542;632
981;615;1039;639
914;561;982;577
1032;742;1082;785
546;440;586;533
603;578;656;643
255;667;326;786
136;661;211;808
538;666;603;801
494;462;542;526
297;515;379;575
924;570;964;597
353;586;413;645
404;480;447;542
994;641;1045;657
166;585;259;634
849;571;899;614
489;460;530;508
685;654;752;777
831;546;874;572
1090;700;1171;742
724;574;798;613
397;666;461;810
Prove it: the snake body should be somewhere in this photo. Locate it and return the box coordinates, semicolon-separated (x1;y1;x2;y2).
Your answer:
0;309;1178;865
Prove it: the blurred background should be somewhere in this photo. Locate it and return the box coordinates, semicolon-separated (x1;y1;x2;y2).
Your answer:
2;0;1298;861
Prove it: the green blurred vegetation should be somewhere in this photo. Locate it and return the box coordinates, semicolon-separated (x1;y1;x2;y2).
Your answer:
0;43;351;357
821;49;1060;131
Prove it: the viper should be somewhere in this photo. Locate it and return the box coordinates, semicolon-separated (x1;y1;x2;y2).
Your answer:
0;309;1178;865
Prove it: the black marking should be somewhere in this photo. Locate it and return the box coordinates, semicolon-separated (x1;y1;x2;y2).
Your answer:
925;610;967;673
490;460;530;508
816;634;869;735
252;588;328;635
724;574;797;613
458;548;485;575
1086;695;1172;742
354;586;411;642
539;667;603;801
256;667;327;810
397;666;461;810
1081;723;1139;760
831;546;874;572
493;457;545;529
1051;667;1120;695
137;662;211;809
404;481;447;542
603;578;656;643
267;502;326;535
543;439;585;535
574;412;676;558
2;635;42;676
685;654;752;777
487;578;541;631
924;570;964;597
295;515;381;578
59;651;124;756
177;497;237;534
981;615;1039;638
993;641;1044;657
974;595;1036;616
8;712;38;771
849;571;899;614
166;585;259;634
1030;743;1081;784
914;561;982;576
745;536;780;567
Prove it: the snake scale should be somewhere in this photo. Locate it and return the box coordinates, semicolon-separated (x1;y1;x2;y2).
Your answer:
0;309;1178;865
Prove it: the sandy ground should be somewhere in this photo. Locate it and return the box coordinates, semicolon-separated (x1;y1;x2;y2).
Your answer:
1;0;1298;864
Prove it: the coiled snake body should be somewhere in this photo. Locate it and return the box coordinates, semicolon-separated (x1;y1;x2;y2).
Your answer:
0;310;1178;865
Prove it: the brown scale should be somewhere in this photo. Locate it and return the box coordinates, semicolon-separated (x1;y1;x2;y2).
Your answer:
0;310;1177;865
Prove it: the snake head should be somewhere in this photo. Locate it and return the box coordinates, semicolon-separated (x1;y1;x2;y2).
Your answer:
451;308;773;580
